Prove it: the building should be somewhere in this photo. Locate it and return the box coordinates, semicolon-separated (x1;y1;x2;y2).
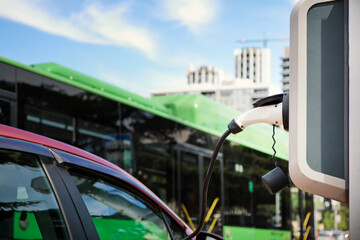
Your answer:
151;60;281;113
187;65;222;86
281;47;290;92
234;48;271;85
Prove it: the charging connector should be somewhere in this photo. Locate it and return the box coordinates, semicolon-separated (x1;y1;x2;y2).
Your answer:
233;103;283;131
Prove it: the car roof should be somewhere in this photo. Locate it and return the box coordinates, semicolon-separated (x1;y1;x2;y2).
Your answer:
0;124;191;233
0;124;127;174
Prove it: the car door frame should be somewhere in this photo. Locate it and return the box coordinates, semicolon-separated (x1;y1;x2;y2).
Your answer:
0;136;99;240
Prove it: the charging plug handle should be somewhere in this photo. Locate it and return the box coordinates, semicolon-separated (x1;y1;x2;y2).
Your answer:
234;103;283;131
253;93;289;131
232;93;289;132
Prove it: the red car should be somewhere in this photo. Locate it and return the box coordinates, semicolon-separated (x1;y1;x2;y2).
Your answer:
0;124;221;240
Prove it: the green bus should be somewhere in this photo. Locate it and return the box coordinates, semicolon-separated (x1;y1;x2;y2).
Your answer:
0;55;308;239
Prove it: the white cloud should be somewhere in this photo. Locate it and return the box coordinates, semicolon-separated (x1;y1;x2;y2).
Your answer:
0;0;157;59
160;0;219;34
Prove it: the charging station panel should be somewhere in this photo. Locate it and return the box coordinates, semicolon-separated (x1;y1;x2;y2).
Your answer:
289;0;347;202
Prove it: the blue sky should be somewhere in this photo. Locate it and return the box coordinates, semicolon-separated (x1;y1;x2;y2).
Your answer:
0;0;297;96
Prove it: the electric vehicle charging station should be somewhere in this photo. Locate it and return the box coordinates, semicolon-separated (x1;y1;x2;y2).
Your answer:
289;0;347;203
188;0;360;236
288;0;360;237
195;0;359;238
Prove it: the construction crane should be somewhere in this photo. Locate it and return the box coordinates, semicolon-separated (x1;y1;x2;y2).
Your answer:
237;36;289;48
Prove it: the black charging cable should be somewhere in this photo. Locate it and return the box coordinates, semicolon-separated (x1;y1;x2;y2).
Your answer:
183;120;241;240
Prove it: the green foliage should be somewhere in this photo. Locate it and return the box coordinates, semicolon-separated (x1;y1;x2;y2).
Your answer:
320;204;349;231
322;211;334;229
338;204;349;230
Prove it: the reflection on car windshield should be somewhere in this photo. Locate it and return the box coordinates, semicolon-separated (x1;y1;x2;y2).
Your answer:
70;170;171;240
93;181;147;210
0;149;69;239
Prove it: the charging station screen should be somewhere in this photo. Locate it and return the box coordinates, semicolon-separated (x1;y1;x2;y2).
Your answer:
306;1;347;180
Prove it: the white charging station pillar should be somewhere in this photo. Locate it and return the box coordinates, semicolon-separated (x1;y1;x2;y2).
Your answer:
348;0;360;237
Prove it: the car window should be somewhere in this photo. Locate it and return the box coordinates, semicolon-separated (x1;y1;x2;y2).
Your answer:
69;170;172;240
0;149;69;240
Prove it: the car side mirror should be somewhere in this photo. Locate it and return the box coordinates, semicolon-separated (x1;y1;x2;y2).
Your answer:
195;231;224;240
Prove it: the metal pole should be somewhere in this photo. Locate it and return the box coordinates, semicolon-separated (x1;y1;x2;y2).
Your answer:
334;207;338;231
199;155;204;218
177;147;181;215
314;206;317;238
275;192;280;227
305;193;314;240
251;181;254;225
220;158;225;233
299;190;304;240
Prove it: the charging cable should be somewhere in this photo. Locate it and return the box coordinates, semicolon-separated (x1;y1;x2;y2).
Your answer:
182;95;287;240
183;129;230;240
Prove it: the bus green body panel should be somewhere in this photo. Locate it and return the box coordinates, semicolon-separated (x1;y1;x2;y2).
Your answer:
223;226;291;240
91;218;170;239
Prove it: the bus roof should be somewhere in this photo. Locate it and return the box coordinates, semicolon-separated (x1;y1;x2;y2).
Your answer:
153;94;289;160
0;55;288;160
